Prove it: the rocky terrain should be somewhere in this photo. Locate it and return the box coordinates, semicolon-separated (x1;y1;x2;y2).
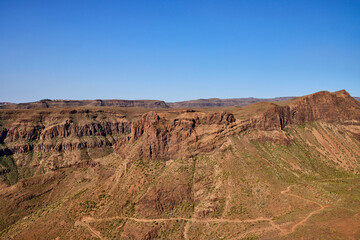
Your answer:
167;97;294;108
2;95;360;110
0;90;360;239
0;99;169;109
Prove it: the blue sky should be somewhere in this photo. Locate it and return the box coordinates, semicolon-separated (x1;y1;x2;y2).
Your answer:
0;0;359;102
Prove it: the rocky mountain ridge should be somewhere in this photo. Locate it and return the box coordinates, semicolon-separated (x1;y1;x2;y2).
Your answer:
1;90;360;239
167;97;294;108
116;90;360;160
2;92;359;109
0;99;169;109
1;90;359;175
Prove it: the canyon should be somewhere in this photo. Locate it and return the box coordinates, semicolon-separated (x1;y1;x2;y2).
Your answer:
0;90;360;239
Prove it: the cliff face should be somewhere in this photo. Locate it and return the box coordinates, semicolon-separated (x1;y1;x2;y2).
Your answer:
115;90;360;160
116;111;236;160
0;116;131;153
249;90;360;131
0;90;359;180
0;109;134;179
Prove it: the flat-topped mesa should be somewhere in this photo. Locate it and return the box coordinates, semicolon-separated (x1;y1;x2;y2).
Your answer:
0;99;169;109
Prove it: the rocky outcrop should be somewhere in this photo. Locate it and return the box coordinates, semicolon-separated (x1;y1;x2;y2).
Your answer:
1;90;359;162
250;90;360;131
0;121;131;154
3;138;114;154
249;104;291;130
116;90;360;159
2;125;43;142
39;121;131;140
116;111;236;160
0;108;133;156
288;90;360;123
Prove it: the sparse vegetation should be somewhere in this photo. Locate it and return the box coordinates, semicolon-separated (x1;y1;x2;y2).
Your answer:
80;200;98;212
1;91;360;239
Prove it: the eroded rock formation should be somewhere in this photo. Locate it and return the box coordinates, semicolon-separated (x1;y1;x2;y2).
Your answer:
0;90;359;177
116;111;236;160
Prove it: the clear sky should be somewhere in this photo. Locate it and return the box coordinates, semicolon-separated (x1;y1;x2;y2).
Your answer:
1;0;359;102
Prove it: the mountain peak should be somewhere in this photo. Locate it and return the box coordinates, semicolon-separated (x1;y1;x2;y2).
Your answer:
334;89;351;98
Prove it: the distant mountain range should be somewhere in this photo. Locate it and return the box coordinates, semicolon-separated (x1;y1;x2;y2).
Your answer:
166;97;295;108
1;94;360;109
0;99;168;109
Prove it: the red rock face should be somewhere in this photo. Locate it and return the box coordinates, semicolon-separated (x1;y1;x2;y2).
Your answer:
1;90;359;161
0;121;131;154
39;121;131;140
116;90;360;159
1;90;360;240
250;90;360;131
288;90;360;124
116;111;236;160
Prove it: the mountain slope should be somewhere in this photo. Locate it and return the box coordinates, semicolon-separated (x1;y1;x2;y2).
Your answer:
0;90;360;239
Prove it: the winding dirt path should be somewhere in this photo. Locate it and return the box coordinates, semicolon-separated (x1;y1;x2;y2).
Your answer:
278;177;359;235
76;217;104;240
78;178;360;239
80;215;285;239
79;215;278;240
280;184;325;235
